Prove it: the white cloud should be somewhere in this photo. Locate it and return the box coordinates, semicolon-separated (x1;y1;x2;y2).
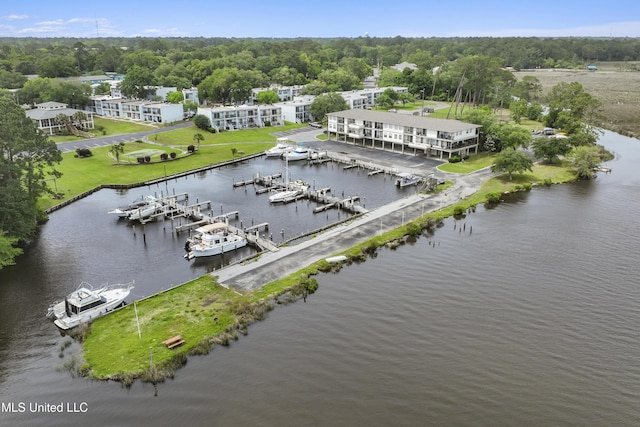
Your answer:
3;14;29;21
35;19;65;27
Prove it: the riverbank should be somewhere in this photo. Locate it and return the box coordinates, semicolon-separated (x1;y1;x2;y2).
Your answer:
79;146;583;383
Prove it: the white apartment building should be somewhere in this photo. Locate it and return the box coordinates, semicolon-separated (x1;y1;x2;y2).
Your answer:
327;109;481;159
251;85;306;103
274;95;315;123
196;105;283;131
87;97;183;124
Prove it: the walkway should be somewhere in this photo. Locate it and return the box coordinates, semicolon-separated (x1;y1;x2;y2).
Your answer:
214;165;494;291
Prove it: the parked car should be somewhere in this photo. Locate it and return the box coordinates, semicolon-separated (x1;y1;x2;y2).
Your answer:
309;122;322;128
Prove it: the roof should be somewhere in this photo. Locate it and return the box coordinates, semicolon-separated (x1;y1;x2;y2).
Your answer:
328;109;482;133
25;106;89;120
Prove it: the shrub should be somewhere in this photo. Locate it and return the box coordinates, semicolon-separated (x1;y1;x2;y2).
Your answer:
193;114;210;130
170;152;177;159
187;145;195;153
75;148;92;158
137;157;145;164
448;156;461;163
486;192;501;203
160;153;168;161
453;205;465;215
144;156;151;163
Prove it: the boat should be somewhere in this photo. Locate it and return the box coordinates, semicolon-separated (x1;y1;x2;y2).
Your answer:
108;195;157;218
395;172;421;187
184;223;248;259
268;156;307;203
47;281;134;330
184;221;230;251
283;146;310;161
264;142;292;158
126;196;165;221
268;187;303;203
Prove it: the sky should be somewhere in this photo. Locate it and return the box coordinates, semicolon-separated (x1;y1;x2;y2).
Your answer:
1;0;639;39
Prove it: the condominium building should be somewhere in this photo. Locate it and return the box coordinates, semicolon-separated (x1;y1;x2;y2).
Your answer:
196;105;283;131
327;109;481;159
25;101;95;135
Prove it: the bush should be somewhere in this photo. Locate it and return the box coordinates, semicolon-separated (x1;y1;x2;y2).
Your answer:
448;156;462;163
486;192;501;203
160;153;168;161
193;114;210;131
187;145;195;153
170;152;177;159
75;148;92;158
137;157;145;164
144;156;151;163
453;205;465;215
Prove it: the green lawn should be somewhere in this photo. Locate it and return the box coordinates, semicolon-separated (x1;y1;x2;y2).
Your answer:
437;151;495;173
94;117;158;135
49;117;157;143
41;123;312;210
41;140;273;210
151;122;307;146
83;275;247;378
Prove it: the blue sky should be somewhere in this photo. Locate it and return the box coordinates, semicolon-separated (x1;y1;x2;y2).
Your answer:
1;0;639;38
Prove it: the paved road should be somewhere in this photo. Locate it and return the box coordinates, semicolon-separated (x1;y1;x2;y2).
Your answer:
56;121;194;153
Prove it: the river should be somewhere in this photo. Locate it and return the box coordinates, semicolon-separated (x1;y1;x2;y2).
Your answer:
1;130;639;426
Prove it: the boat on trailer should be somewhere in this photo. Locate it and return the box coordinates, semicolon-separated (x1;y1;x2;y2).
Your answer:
47;281;134;330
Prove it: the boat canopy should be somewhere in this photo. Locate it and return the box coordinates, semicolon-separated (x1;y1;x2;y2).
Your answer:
195;222;228;233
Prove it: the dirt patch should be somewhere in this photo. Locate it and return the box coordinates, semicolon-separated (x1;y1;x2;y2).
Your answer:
514;64;640;138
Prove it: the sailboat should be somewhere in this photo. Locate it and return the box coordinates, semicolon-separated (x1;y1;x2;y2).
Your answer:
269;156;305;203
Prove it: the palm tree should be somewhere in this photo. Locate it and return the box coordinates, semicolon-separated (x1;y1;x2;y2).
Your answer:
193;133;204;148
55;113;70;133
110;142;125;164
71;111;87;129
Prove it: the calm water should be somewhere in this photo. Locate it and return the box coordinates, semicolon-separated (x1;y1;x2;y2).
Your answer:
1;131;639;426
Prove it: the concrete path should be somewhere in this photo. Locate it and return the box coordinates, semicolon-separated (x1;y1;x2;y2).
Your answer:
214;151;494;291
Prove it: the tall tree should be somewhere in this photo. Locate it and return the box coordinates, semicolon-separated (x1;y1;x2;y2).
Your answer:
0;95;62;247
491;149;533;180
119;65;156;99
309;92;348;122
545;82;602;136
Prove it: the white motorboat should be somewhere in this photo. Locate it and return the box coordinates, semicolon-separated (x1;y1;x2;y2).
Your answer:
283;146;310;161
126;197;165;221
108;195;156;218
184;223;248;259
184;221;230;251
264;142;292;158
395;172;421;187
47;281;134;330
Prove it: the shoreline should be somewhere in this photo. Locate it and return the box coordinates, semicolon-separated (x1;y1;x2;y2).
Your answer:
71;133;581;382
